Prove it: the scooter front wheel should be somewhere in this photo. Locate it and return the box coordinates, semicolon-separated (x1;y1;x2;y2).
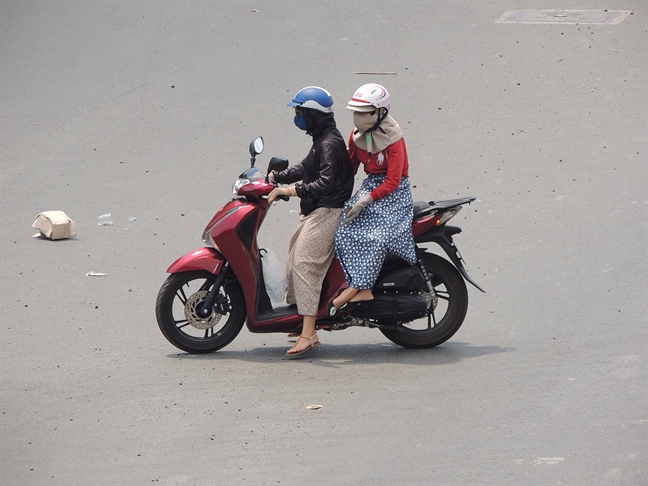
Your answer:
155;271;246;354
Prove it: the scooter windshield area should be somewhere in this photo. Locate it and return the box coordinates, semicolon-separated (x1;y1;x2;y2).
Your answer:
232;167;265;194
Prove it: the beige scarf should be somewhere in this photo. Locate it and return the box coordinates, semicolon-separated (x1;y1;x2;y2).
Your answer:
352;113;403;154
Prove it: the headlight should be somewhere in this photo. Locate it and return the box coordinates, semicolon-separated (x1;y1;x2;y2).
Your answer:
202;228;217;248
202;205;243;248
232;178;250;194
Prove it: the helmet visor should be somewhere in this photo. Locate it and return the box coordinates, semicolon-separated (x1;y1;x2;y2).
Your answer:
346;104;376;112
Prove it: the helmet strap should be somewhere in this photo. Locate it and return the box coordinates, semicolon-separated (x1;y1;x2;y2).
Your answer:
368;107;388;133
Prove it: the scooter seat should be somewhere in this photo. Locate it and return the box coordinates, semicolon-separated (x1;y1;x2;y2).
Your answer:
413;201;434;219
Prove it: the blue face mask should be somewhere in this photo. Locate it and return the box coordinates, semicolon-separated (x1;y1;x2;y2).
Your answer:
294;114;308;131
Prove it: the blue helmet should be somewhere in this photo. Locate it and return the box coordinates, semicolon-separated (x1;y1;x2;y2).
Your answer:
287;86;334;113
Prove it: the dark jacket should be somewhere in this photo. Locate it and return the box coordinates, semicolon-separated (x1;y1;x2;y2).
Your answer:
274;115;354;216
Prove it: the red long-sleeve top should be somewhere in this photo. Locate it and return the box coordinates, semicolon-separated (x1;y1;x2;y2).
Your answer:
348;132;410;201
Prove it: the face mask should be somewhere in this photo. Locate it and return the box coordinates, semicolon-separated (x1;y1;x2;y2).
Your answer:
354;112;378;133
294;114;308;131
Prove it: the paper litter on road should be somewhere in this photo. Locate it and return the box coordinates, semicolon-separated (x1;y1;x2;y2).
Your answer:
32;211;76;240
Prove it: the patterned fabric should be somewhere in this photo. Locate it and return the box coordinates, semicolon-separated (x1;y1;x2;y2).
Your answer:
286;207;343;316
335;174;416;289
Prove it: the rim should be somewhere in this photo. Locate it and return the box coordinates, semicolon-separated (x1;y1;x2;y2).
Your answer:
400;270;454;333
171;275;234;341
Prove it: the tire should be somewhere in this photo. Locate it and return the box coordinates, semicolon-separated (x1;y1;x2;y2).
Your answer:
155;271;246;354
380;252;468;348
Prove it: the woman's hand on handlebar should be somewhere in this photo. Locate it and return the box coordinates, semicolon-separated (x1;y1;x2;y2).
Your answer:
268;185;297;204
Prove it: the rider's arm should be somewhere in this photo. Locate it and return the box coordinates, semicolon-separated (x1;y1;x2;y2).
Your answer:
368;138;409;201
294;139;340;199
273;159;305;185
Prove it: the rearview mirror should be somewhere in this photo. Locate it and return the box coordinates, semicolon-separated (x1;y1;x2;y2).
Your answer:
268;157;289;173
249;137;264;157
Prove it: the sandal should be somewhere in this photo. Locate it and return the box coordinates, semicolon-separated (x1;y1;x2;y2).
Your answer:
328;300;361;317
340;301;361;312
286;333;320;357
327;301;338;317
327;288;348;317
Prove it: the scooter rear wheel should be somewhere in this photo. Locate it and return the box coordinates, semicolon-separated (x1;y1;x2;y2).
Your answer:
380;253;468;348
156;271;246;354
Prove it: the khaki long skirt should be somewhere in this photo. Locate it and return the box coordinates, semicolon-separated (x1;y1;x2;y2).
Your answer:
286;207;342;316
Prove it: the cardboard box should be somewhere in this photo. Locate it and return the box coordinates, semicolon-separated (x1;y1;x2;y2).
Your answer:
32;211;76;240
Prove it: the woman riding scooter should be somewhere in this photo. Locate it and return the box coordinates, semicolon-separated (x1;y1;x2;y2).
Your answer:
330;83;417;314
268;86;354;357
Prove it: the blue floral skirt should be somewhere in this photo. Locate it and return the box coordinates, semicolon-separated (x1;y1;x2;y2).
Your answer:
335;174;417;289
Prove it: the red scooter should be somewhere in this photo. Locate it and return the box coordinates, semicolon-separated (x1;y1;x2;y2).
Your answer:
155;137;484;354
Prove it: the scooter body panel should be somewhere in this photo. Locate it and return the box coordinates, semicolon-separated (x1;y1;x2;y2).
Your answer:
208;205;267;322
166;247;225;275
415;225;485;292
245;257;348;333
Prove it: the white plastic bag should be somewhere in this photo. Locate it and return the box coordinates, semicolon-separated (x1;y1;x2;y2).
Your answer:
261;248;287;308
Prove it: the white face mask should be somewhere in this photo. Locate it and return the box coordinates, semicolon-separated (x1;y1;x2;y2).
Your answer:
353;112;378;132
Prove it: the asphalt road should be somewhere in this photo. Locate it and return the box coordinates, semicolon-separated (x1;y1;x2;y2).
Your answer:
1;1;646;485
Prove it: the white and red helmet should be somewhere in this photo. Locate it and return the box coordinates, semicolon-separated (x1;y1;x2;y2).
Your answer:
347;83;391;112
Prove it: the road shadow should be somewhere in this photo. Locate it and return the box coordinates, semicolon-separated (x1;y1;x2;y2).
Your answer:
168;341;514;368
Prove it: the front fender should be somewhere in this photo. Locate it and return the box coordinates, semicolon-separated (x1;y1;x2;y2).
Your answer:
166;247;226;275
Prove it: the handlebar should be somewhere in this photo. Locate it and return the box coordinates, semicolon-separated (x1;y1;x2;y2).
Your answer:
263;176;291;202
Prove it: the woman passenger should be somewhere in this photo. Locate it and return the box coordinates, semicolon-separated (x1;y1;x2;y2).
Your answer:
329;84;417;314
